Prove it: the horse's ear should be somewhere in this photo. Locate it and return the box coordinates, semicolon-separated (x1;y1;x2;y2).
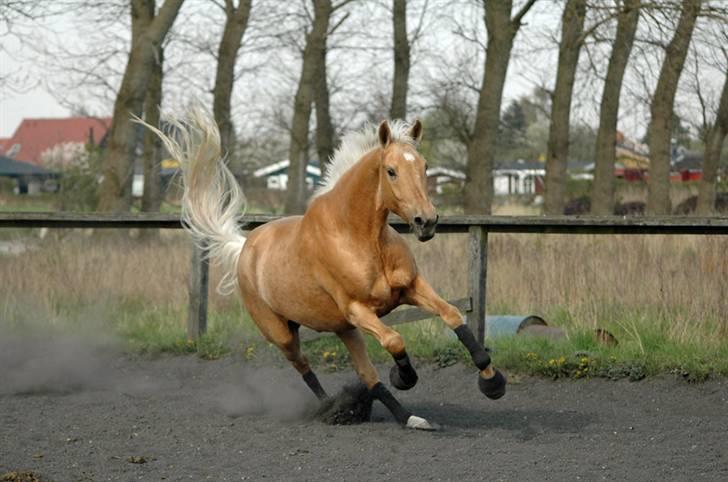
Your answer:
408;119;423;143
378;120;392;147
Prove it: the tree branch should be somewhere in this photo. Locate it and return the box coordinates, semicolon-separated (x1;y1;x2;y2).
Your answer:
511;0;539;29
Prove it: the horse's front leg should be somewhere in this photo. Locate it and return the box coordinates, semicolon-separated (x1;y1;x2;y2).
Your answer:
347;302;418;391
345;303;434;430
404;276;507;400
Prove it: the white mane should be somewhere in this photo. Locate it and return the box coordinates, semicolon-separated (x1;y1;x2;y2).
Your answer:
314;120;416;197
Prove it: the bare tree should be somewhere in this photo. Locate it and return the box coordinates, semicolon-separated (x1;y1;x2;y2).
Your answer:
314;44;335;171
646;0;701;215
390;0;409;120
463;0;538;214
284;0;333;214
696;68;728;214
543;0;588;215
591;0;641;215
98;0;185;212
284;0;355;214
0;1;61;90
141;46;164;212
212;0;253;164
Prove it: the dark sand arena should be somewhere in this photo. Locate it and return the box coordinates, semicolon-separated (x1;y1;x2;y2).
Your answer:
1;344;727;481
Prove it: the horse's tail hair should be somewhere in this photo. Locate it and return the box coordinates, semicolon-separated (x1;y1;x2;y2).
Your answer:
138;105;246;296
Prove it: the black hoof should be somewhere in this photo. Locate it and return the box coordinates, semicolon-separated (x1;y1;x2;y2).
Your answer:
478;370;506;400
390;364;418;390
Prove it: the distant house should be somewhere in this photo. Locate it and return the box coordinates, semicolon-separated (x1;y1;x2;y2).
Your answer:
3;117;112;167
614;130;650;181
253;160;322;190
0;154;58;194
493;160;545;195
426;166;465;194
568;160;594;181
673;151;704;182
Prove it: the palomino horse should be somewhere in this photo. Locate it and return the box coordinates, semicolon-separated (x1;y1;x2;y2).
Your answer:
147;108;506;430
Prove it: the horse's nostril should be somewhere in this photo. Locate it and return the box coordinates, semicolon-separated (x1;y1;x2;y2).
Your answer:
414;216;424;226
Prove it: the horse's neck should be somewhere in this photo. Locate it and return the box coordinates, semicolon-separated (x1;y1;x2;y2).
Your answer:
322;149;388;247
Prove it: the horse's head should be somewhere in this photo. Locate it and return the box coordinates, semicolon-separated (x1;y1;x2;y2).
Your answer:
378;120;438;242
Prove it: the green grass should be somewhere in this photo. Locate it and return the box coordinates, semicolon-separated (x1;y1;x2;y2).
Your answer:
0;195;56;212
82;302;728;382
3;298;727;382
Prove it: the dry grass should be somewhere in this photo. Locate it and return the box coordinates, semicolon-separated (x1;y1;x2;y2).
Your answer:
1;227;726;350
407;233;727;345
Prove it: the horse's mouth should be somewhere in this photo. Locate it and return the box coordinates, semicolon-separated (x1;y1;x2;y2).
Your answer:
413;225;436;242
417;233;435;242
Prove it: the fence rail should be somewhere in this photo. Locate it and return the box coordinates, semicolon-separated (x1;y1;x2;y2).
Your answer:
3;212;727;344
2;212;728;234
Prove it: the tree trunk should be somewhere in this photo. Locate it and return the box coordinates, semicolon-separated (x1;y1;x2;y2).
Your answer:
141;46;163;213
314;44;335;173
284;0;332;214
212;0;252;170
591;0;640;216
543;0;587;215
390;0;409;120
696;70;728;215
464;0;537;214
646;0;700;215
97;0;184;212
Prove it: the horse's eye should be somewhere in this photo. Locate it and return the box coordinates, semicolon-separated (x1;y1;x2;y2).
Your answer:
386;167;397;178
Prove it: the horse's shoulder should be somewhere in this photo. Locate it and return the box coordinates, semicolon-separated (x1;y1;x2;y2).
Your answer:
381;226;417;285
382;226;410;250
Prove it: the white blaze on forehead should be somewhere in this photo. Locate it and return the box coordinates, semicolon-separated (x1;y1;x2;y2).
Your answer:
403;152;416;162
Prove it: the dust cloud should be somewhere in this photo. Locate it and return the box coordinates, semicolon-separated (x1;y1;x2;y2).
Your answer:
0;314;316;421
207;366;318;420
0;330;118;396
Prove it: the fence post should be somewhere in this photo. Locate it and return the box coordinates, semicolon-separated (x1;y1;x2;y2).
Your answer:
468;225;488;344
187;241;209;340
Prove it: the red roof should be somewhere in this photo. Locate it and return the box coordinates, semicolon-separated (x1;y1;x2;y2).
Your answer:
0;138;9;154
4;117;112;165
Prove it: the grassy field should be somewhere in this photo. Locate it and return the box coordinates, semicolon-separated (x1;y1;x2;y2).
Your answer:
2;224;726;382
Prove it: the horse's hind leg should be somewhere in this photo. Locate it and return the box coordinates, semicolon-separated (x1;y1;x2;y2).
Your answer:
241;294;328;401
337;328;434;431
404;275;507;400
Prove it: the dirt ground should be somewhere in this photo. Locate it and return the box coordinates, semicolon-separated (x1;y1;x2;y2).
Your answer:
2;351;728;481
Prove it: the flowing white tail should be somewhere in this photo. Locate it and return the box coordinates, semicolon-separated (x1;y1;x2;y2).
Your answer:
140;106;246;295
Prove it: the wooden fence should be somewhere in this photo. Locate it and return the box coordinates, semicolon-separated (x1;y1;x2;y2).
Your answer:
2;212;727;344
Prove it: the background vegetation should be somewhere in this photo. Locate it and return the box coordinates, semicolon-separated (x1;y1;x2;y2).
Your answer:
2;227;725;381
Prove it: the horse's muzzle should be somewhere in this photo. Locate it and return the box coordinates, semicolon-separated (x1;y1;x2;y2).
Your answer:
413;214;438;242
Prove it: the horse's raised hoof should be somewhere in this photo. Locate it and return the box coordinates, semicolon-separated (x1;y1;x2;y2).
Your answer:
478;370;507;400
389;364;418;390
405;415;439;431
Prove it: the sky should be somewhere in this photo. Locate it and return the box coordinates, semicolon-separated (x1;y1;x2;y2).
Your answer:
1;1;724;143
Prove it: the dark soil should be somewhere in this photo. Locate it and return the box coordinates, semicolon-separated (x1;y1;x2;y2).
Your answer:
1;355;727;481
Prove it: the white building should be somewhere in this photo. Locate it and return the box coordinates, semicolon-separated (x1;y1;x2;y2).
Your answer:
493;160;545;195
253;160;322;190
